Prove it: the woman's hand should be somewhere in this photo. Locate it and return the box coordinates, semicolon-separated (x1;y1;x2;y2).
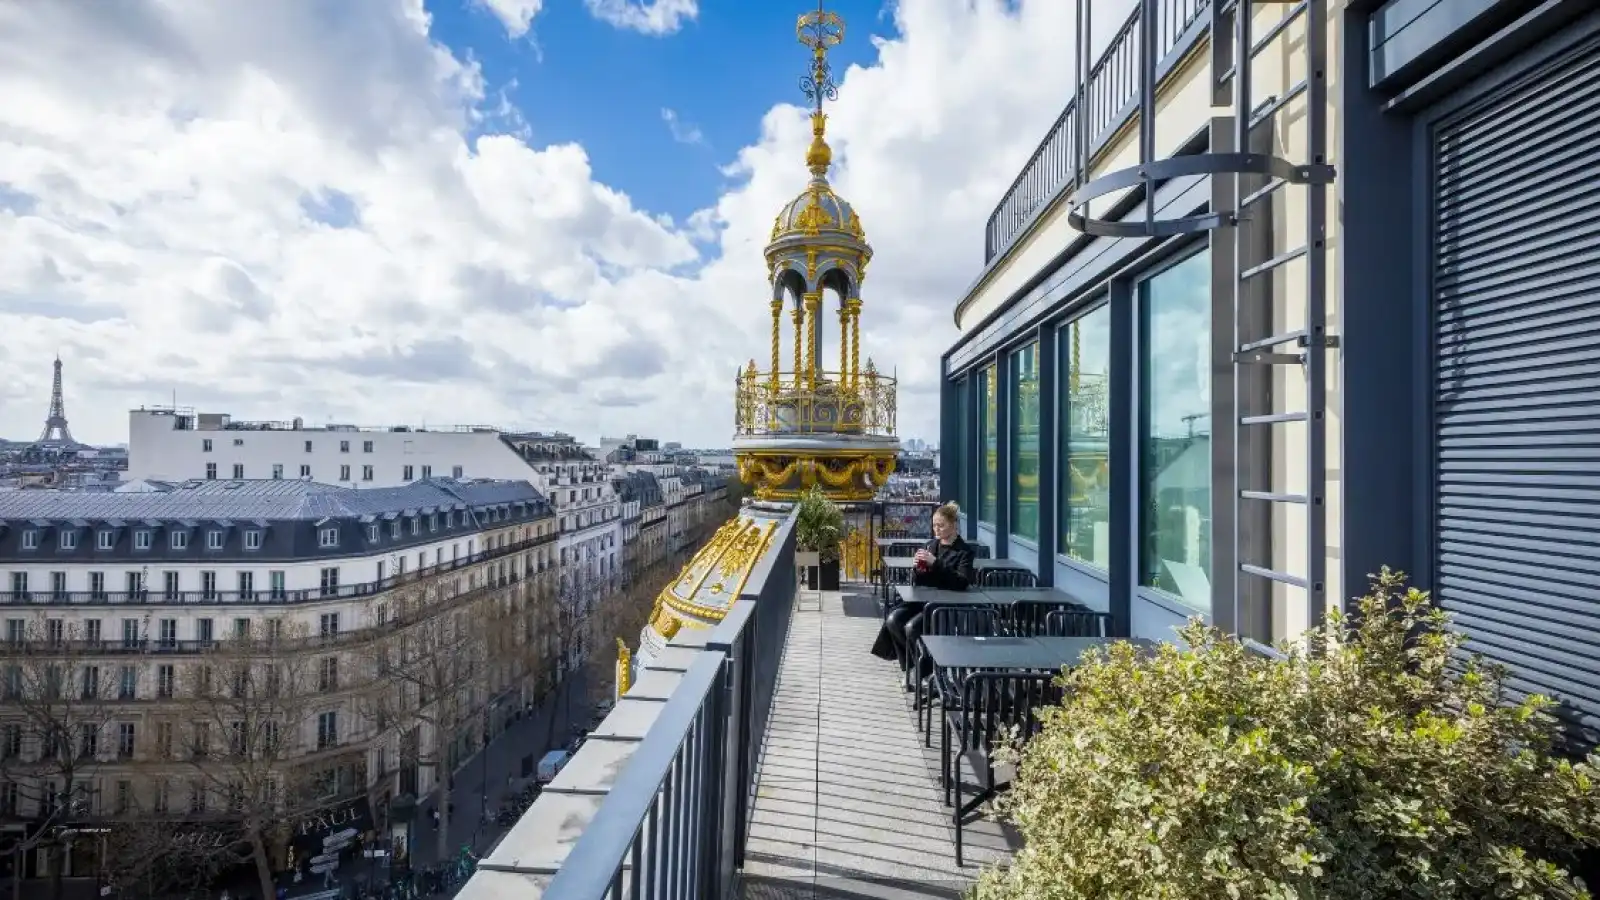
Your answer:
913;549;933;564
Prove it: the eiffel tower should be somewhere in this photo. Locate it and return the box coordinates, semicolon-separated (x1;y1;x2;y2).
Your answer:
37;356;76;445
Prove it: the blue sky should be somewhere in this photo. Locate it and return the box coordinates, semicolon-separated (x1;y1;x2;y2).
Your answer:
429;0;898;225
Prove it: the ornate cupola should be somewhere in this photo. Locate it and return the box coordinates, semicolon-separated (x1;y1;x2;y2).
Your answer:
615;3;900;699
734;2;899;503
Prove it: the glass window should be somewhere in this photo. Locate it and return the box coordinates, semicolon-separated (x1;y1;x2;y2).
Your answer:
1060;304;1112;567
1010;343;1041;541
1139;251;1212;613
979;366;998;524
955;377;970;514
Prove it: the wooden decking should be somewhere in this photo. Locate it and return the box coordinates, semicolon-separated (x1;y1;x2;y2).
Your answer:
738;587;1015;900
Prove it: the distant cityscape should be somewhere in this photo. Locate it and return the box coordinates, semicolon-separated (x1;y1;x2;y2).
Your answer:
0;358;938;499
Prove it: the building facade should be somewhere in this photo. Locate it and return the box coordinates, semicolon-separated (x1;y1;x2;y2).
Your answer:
941;0;1598;736
126;410;622;591
0;478;558;879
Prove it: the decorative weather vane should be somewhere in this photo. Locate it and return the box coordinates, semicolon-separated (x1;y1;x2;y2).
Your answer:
796;1;844;114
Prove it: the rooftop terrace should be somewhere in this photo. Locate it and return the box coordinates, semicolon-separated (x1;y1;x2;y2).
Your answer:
740;589;1013;899
459;513;1016;900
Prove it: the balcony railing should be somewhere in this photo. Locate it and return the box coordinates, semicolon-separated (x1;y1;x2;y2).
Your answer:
983;0;1207;263
733;369;897;438
467;512;797;899
0;533;557;607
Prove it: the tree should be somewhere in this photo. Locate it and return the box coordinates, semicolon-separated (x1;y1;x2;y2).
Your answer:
355;574;493;864
101;818;231;900
581;557;673;704
176;619;353;900
0;615;120;900
538;564;606;756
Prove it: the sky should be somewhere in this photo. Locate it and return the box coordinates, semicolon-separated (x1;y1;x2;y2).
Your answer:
0;0;1131;449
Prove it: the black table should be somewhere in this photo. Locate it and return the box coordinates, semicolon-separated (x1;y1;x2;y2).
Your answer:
894;585;1003;607
920;635;1153;671
973;558;1030;573
876;537;926;549
978;587;1088;606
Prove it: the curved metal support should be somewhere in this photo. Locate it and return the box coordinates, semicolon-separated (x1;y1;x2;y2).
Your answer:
1066;152;1337;238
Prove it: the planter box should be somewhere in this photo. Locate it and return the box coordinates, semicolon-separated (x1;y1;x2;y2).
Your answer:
817;558;841;591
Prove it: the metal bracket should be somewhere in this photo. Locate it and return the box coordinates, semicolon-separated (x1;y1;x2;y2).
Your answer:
1234;334;1340;365
1067;152;1335;239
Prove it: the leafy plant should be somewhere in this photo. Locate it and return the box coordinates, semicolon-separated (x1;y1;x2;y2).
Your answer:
793;484;844;563
973;569;1600;900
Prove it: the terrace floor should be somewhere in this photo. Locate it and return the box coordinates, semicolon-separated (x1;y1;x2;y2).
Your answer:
738;585;1016;900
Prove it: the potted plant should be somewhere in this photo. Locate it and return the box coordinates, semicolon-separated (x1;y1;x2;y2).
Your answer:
794;485;844;591
974;568;1600;899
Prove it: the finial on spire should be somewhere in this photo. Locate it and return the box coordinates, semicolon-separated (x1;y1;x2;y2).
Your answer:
797;2;844;179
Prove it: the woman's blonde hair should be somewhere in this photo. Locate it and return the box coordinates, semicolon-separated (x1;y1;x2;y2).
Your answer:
934;501;960;524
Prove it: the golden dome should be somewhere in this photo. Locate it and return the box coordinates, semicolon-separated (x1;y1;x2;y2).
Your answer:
769;183;864;243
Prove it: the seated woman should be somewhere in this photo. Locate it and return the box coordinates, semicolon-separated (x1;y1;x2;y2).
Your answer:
870;501;976;677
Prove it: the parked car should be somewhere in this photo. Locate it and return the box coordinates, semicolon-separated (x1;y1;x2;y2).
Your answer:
536;749;570;783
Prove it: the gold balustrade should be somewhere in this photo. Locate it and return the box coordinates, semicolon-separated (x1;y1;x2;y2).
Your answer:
734;367;897;438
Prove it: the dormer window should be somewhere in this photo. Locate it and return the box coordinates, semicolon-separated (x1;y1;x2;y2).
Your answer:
133;530;151;551
21;530;36;550
97;531;115;551
170;531;188;550
207;531;225;551
429;514;438;533
59;531;78;551
389;521;400;540
367;525;379;543
318;527;339;548
409;517;418;536
244;530;262;551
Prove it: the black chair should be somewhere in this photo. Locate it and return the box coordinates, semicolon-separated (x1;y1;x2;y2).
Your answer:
1043;608;1112;637
913;604;1002;745
978;567;1037;588
941;670;1061;866
877;542;920;602
1009;598;1091;636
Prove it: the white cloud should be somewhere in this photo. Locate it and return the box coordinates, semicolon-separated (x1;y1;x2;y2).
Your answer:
0;0;1132;448
476;0;544;38
584;0;698;36
660;108;705;146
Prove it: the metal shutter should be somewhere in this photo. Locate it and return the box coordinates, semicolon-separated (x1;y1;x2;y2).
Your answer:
1432;34;1600;737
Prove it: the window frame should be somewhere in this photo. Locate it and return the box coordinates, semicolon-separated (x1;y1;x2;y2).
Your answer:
1056;300;1114;571
977;365;998;526
1135;246;1214;616
1008;341;1042;543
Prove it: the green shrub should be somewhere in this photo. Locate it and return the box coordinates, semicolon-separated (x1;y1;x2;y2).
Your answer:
793;484;844;563
973;569;1600;900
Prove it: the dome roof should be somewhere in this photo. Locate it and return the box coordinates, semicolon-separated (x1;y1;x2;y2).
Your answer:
769;180;866;244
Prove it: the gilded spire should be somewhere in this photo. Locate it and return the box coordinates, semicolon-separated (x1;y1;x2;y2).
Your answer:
797;2;844;180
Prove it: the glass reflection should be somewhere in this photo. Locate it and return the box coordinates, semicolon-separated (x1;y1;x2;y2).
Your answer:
1011;343;1040;541
1139;251;1212;613
980;366;998;524
1059;305;1111;567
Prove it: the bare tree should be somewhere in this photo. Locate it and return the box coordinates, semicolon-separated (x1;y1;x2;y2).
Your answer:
0;615;120;900
355;575;493;864
175;619;354;900
101;818;231;900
